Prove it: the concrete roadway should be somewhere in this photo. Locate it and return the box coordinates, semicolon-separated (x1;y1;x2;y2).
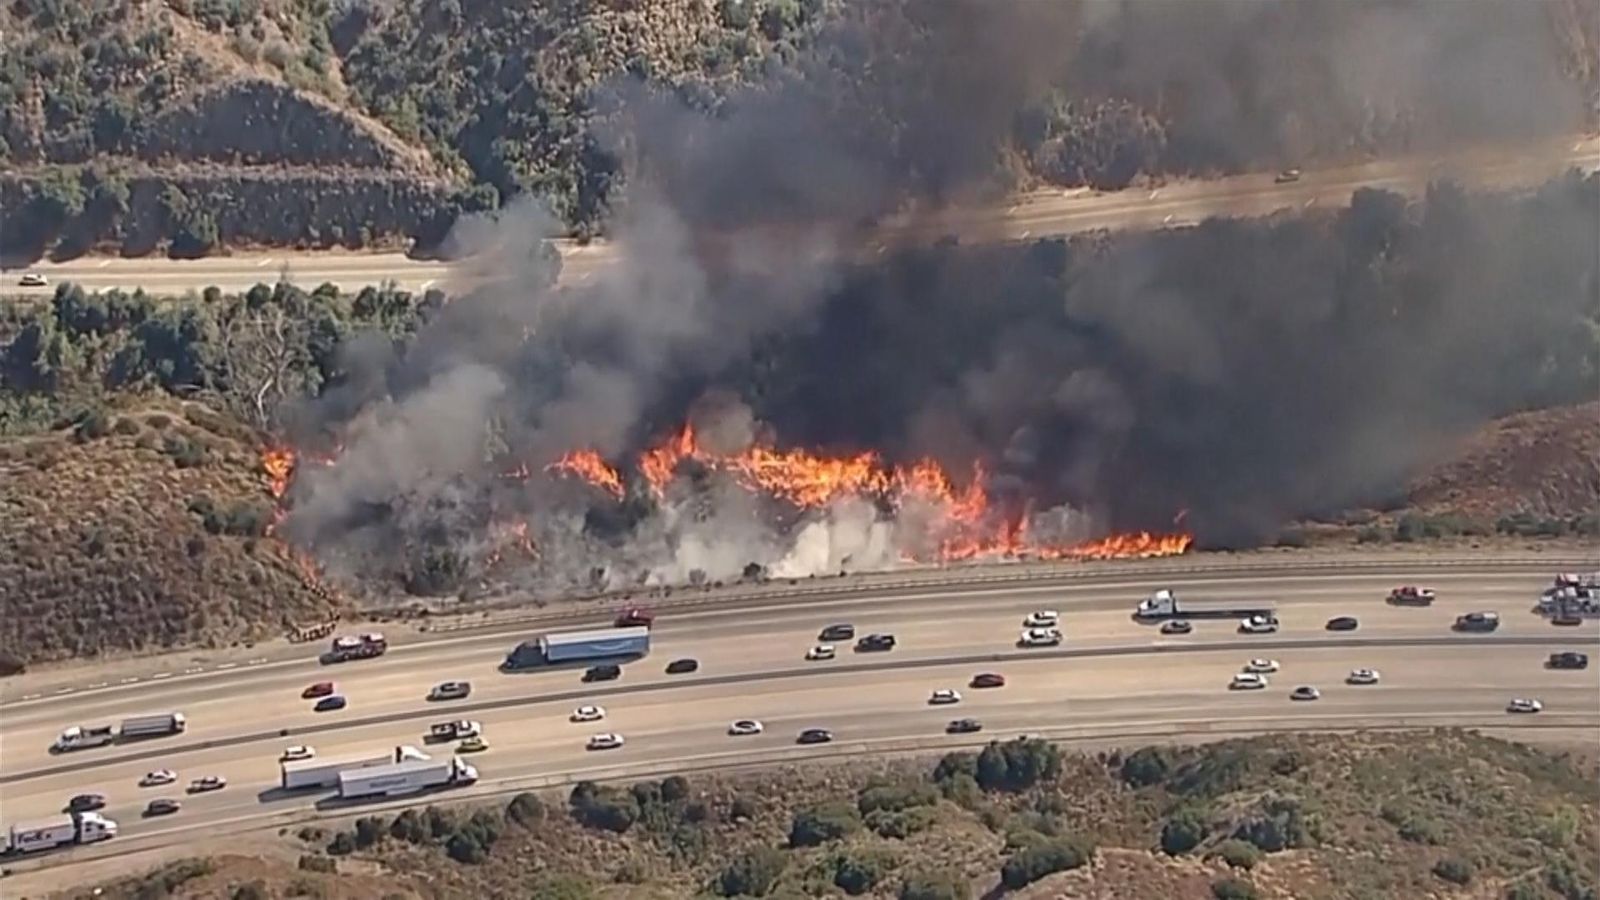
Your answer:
1;566;1595;878
4;137;1596;298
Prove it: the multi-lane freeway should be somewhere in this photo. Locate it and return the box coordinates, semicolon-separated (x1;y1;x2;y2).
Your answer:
1;563;1596;884
4;136;1597;298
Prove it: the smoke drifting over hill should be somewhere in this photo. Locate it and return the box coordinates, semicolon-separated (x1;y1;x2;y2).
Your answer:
279;1;1599;595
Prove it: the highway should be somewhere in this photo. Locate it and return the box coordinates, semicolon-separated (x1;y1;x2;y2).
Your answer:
3;136;1596;299
1;564;1595;882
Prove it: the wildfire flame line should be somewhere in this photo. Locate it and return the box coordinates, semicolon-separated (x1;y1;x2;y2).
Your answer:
545;450;624;499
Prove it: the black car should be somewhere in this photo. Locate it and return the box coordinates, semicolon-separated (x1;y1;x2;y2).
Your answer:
143;798;182;817
946;718;983;734
1454;611;1500;632
665;658;700;675
314;694;348;712
1325;616;1359;632
797;728;834;744
67;793;106;812
819;624;856;642
970;673;1006;689
1160;619;1193;635
584;664;622;682
855;633;896;652
1548;651;1590;670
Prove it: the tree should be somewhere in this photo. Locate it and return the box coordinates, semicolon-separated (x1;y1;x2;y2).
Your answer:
507;792;545;826
1000;836;1094;889
789;802;860;847
718;846;788;897
973;738;1062;791
1121;746;1173;787
1161;807;1209;855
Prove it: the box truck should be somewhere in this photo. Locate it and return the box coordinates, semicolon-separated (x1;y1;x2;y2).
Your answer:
5;813;118;854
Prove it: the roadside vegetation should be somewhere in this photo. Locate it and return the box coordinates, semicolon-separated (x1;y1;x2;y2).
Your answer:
66;731;1600;899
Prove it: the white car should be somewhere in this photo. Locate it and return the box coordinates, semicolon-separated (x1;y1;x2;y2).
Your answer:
1346;668;1380;685
1244;658;1280;674
1020;627;1063;647
571;705;606;722
279;745;315;762
188;775;227;793
728;719;764;736
1507;698;1543;714
19;273;47;287
588;732;625;750
140;769;177;787
1024;610;1059;628
1230;672;1269;690
1239;615;1280;634
1290;685;1322;701
806;644;836;661
929;688;962;705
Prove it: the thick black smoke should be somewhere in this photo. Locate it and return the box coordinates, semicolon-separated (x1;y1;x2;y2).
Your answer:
283;0;1599;593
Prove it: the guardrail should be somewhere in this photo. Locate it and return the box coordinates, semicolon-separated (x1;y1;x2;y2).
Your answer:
417;553;1598;636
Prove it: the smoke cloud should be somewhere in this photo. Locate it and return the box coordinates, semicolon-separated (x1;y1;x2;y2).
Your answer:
281;1;1599;595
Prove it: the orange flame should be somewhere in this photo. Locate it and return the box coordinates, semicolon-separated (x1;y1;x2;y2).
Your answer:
263;446;296;499
545;450;625;499
485;519;539;568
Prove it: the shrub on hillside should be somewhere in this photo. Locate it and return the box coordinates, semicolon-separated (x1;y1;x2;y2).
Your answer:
1433;856;1475;886
1212;877;1260;900
899;869;971;900
718;846;789;897
1161;807;1210;855
999;836;1094;889
507;792;546;826
1211;839;1262;870
1120;746;1173;787
834;848;897;895
974;738;1062;791
569;781;640;833
789;801;861;847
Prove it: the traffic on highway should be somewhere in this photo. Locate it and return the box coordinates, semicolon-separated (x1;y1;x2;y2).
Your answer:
2;566;1596;865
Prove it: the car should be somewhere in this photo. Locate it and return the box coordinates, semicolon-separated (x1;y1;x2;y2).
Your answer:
1325;616;1360;632
1548;651;1590;670
1160;619;1193;635
797;728;834;744
1387;585;1436;605
1024;610;1059;628
188;775;227;793
728;719;764;736
457;736;489;753
431;719;481;740
1239;615;1279;634
19;273;47;287
806;644;836;661
819;624;856;642
143;798;182;817
571;705;606;722
946;718;984;734
855;633;896;651
587;732;626;750
1290;686;1321;701
614;607;655;628
429;681;472;701
1020;627;1063;647
970;673;1006;689
1507;698;1543;714
1230;673;1269;690
279;745;315;762
929;688;962;705
1454;611;1500;632
67;793;107;812
1244;658;1280;673
665;658;700;675
584;664;623;682
314;694;348;712
1346;668;1381;685
140;769;177;787
302;681;335;699
1275;168;1302;183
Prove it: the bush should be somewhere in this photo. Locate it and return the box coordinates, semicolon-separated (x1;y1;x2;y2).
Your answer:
859;781;939;814
900;869;971;900
570;782;641;833
507;792;546;826
326;831;355;855
718;846;789;897
1212;877;1260;900
835;849;895;895
74;408;112;441
661;775;691;802
1433;856;1475;886
1504;880;1545;900
974;738;1062;791
232;882;269;900
354;815;387;848
867;805;939;839
789;801;861;847
1121;746;1173;787
932;751;978;784
445;830;486;864
729;794;759;821
297;853;337;874
939;772;983;809
1232;796;1314;852
999;836;1094;889
1161;807;1209;855
389;809;429;844
0;649;26;676
1211;839;1262;870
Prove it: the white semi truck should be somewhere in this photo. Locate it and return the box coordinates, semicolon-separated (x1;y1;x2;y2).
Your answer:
281;745;429;791
337;756;478;800
5;813;118;854
53;713;186;752
1134;589;1274;621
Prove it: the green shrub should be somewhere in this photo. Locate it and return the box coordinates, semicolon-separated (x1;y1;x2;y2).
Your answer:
974;738;1062;791
718;846;789;897
1232;796;1314;852
1433;856;1475;886
297;854;337;874
1211;839;1262;870
353;815;387;848
660;775;691;802
570;782;641;833
867;805;939;839
899;869;971;900
232;882;270;900
1211;877;1259;900
389;809;429;844
1161;807;1209;855
999;836;1094;889
507;792;546;826
789;801;860;847
834;849;896;895
1120;746;1173;787
729;794;760;821
326;831;355;855
859;781;939;814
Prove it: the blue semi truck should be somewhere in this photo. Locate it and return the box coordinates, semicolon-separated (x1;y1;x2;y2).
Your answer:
503;625;651;669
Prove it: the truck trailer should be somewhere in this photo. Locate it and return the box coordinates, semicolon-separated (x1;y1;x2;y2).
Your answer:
119;713;187;739
53;712;186;752
337;756;478;800
5;813;118;854
280;745;429;790
1135;589;1274;621
504;625;650;669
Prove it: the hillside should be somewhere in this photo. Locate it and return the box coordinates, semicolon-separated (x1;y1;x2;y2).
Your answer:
63;730;1600;900
4;0;1596;259
1407;401;1600;522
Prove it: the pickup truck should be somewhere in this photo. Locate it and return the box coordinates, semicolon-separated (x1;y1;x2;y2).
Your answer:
428;720;482;741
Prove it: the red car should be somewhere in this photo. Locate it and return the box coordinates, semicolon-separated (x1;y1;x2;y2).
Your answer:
970;673;1006;689
302;681;335;699
614;607;655;628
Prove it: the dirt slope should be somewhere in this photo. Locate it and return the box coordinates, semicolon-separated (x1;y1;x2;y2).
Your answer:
1408;401;1600;519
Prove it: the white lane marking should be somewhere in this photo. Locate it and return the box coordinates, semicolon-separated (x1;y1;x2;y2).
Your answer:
97;260;111;269
21;694;40;700
1162;215;1174;225
419;280;434;291
88;682;107;689
257;258;275;267
216;663;238;670
1019;230;1031;240
54;687;74;694
184;667;204;674
1303;198;1316;208
120;678;140;684
1148;190;1161;200
151;672;172;680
